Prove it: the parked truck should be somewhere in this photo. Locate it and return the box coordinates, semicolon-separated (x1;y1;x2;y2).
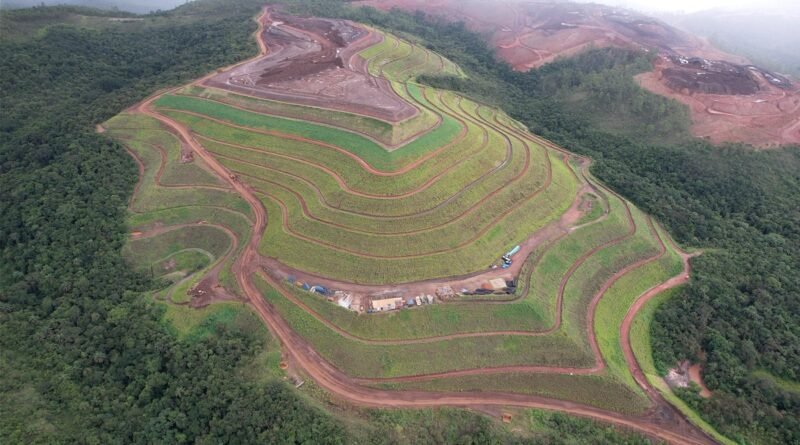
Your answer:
500;245;521;268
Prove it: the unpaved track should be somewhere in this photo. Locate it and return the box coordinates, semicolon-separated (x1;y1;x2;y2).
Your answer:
118;135;229;192
133;222;240;304
121;7;717;444
119;128;250;303
622;232;698;399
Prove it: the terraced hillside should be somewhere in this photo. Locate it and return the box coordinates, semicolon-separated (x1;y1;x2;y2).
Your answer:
103;7;714;444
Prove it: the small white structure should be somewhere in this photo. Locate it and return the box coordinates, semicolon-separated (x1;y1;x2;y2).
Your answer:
372;297;402;311
337;294;353;310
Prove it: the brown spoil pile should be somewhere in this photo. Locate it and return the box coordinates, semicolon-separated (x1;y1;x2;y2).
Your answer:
662;57;760;95
255;15;348;84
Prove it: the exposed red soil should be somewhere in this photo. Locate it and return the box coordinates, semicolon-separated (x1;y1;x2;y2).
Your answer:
112;7;719;443
188;275;241;308
357;0;800;147
204;9;416;123
357;1;721;70
636;57;800;147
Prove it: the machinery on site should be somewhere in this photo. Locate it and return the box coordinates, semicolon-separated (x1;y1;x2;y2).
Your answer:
500;245;521;269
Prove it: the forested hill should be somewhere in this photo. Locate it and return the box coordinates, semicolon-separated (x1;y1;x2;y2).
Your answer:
0;1;345;442
0;1;663;443
287;2;800;444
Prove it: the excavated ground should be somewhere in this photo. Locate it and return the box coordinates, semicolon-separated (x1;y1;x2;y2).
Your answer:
358;0;800;147
204;11;416;122
637;56;800;146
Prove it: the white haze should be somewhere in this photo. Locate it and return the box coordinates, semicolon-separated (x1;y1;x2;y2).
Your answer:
573;0;800;14
5;0;799;16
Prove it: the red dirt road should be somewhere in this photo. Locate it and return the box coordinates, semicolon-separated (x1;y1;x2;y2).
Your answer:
119;7;718;444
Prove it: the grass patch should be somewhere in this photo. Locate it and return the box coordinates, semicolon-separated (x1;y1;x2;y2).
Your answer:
106;113;225;188
122;225;230;271
576;192;605;226
256;152;574;283
595;222;683;391
161;301;244;341
381;373;650;416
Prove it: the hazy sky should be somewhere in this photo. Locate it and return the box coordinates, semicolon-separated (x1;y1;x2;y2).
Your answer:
581;0;800;13
5;0;800;15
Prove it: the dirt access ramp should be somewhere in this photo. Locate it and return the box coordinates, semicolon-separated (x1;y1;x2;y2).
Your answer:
357;0;800;147
204;9;416;123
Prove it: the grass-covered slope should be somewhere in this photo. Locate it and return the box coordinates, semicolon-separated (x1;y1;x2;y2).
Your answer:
131;22;690;415
155;33;581;283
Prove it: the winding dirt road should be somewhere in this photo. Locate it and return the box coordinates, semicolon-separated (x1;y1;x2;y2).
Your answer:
120;7;718;444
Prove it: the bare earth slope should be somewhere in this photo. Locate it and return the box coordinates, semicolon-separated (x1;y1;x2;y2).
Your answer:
358;0;800;147
204;10;417;122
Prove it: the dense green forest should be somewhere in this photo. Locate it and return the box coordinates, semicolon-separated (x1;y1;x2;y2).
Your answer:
289;2;800;444
0;1;343;443
0;1;661;444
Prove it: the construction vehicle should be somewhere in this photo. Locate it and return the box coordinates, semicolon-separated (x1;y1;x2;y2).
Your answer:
499;245;521;269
